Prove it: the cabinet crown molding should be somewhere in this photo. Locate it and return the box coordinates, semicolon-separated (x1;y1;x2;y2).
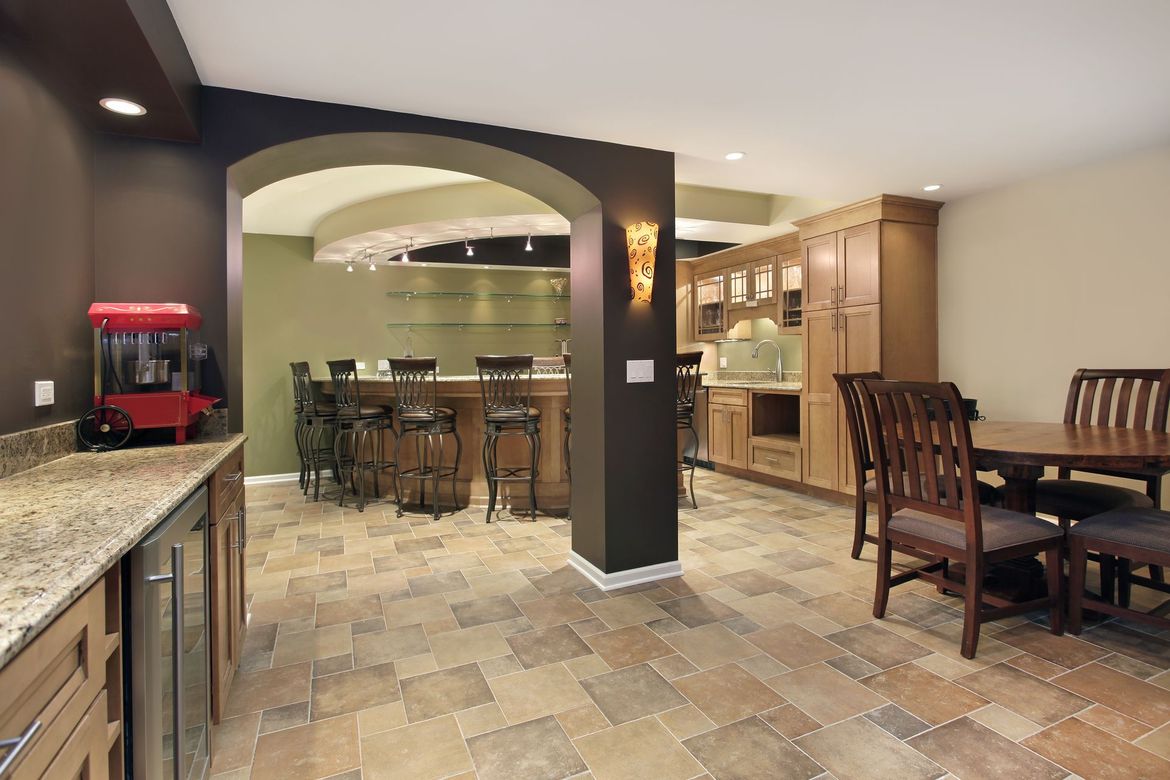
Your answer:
689;231;801;274
793;194;944;240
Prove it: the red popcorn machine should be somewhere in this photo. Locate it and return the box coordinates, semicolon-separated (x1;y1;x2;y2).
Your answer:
78;303;219;450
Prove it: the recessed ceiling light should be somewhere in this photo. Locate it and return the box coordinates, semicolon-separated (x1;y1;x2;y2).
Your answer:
922;184;942;192
99;97;146;116
724;151;745;161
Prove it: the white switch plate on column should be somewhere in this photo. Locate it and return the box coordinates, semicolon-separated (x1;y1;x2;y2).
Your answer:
719;357;728;368
626;360;654;383
34;380;54;406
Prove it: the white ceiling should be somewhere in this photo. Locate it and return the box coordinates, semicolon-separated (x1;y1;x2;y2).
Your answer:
243;165;482;235
170;1;1170;202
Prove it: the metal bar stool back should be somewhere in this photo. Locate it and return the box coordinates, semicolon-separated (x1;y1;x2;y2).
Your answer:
290;362;338;500
326;358;397;512
563;353;572;520
677;351;704;508
477;354;541;522
389;357;461;521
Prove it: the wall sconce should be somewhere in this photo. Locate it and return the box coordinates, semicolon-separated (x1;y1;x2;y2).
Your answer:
626;221;658;303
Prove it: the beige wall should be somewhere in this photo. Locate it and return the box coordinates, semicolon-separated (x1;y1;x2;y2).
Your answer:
938;143;1170;423
244;233;570;476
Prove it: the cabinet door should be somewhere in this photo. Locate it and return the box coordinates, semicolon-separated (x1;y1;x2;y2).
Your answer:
836;304;882;493
749;258;776;307
726;405;748;469
803;234;838;312
41;690;110;780
838;222;881;308
778;255;803;333
801;308;839;489
209;493;243;724
725;264;752;310
709;403;733;465
694;272;727;340
231;504;247;657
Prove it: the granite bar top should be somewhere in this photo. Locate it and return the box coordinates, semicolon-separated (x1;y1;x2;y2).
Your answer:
0;434;246;667
702;380;803;392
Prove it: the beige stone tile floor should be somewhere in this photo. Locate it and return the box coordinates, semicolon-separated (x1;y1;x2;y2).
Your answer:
214;470;1170;779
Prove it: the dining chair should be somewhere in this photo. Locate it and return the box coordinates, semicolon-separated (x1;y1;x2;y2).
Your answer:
859;378;1064;658
835;371;999;560
1035;368;1170;597
1068;507;1170;634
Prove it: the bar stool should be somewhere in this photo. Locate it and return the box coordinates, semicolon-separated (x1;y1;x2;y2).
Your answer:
389;357;462;521
563;353;572;521
677;352;703;509
326;359;397;512
477;354;541;522
290;362;338;501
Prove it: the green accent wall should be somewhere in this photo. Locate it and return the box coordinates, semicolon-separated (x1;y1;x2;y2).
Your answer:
243;233;570;476
715;319;803;372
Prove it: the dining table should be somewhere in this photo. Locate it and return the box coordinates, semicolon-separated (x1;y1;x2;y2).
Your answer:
969;420;1170;512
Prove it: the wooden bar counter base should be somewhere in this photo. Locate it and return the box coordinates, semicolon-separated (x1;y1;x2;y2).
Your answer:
322;375;570;514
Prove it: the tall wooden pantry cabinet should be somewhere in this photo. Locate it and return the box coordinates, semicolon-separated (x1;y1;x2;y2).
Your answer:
794;195;942;493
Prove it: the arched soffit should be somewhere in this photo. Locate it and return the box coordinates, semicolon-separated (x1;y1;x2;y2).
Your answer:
314;181;560;257
228;132;601;222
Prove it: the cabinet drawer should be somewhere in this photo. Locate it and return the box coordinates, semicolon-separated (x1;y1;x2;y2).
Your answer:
749;438;802;480
708;388;748;407
210;444;245;523
0;581;108;779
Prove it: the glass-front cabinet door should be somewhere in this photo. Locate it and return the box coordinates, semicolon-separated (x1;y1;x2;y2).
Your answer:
725;264;751;310
750;257;776;307
695;272;726;340
779;257;803;333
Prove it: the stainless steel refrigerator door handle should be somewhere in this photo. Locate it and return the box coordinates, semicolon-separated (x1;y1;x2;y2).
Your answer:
0;720;42;777
147;542;184;780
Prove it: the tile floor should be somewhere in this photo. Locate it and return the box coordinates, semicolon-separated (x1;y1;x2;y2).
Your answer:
212;470;1170;779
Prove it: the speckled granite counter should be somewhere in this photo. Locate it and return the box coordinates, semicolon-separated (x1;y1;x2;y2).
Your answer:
702;380;803;392
0;434;246;667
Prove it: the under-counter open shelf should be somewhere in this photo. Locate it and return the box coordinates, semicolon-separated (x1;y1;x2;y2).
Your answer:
750;392;800;440
386;291;568;301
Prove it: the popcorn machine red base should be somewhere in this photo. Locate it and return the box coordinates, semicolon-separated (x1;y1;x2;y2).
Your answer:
86;303;219;445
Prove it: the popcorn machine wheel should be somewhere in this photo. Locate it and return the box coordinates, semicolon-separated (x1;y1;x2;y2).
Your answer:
79;303;219;450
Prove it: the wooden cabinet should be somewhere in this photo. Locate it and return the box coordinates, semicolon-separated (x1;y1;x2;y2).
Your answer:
694;270;727;341
795;195;941;494
778;251;802;333
727;257;778;312
749;437;801;480
0;569;122;779
209;444;247;724
709;389;748;469
689;234;801;340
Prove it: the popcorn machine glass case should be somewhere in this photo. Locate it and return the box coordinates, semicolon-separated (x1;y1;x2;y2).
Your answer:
85;303;219;446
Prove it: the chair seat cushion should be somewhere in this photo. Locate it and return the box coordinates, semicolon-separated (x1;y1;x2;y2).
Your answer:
1070;508;1170;553
337;404;392;418
485;407;542;422
864;476;999;506
1034;479;1153;520
889;505;1061;552
398;406;455;422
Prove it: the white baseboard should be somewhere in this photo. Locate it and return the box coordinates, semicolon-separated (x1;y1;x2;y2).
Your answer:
568;551;683;592
243;472;301;486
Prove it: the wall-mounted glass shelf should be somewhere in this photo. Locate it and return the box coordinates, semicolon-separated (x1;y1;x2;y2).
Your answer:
386;322;570;331
386;291;568;302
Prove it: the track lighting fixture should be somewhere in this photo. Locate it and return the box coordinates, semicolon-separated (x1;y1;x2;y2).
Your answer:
345;262;354;273
402;238;413;262
465;238;474;257
525;233;533;252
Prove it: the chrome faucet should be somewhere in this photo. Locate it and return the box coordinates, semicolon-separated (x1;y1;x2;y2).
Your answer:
751;339;783;381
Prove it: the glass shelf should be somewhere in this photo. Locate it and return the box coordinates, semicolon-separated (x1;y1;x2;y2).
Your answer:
386;322;570;331
386;291;568;302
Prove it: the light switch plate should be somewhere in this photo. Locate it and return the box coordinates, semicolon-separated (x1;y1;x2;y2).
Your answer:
355;361;366;370
719;357;728;368
34;380;54;407
626;359;654;383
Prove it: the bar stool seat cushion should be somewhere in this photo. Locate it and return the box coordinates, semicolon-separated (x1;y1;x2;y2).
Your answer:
398;407;456;422
306;402;338;415
889;506;1062;552
1070;508;1170;552
864;475;1000;506
337;404;393;419
676;403;695;417
1034;479;1153;520
485;407;542;422
563;407;570;421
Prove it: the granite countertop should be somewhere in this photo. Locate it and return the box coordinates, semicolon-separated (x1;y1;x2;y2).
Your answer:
703;379;803;392
0;434;246;667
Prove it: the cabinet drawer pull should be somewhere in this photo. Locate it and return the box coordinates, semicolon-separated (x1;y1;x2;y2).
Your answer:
232;507;247;551
223;471;243;483
830;285;836;304
0;720;42;776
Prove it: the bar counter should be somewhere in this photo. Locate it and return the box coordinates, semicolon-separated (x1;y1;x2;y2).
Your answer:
320;375;569;513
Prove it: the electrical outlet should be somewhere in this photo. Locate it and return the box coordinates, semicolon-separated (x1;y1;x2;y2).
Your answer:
34;380;54;407
719;357;728;369
355;361;366;371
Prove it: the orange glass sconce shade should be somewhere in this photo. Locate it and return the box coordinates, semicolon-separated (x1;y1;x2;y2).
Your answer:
626;221;658;302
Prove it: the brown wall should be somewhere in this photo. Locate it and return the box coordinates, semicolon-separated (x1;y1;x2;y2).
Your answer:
0;48;95;435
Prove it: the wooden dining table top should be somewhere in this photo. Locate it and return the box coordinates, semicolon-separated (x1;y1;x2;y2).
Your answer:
969;420;1170;471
